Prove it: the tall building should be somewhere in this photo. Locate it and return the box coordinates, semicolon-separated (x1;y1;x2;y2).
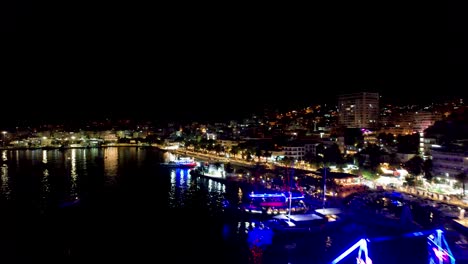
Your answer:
337;92;379;129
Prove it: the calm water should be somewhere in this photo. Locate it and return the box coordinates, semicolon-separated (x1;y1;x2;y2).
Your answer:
0;148;460;264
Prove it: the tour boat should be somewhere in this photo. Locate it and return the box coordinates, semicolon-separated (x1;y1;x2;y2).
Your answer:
160;153;198;169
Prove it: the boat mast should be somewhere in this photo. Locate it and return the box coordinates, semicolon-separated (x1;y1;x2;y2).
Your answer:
288;190;292;222
322;166;326;209
288;162;292;223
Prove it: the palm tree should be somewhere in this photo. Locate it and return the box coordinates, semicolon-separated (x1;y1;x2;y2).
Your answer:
404;155;424;176
422;158;433;183
455;172;467;197
230;145;240;159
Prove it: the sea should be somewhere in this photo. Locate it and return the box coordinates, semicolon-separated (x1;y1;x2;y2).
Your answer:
0;147;465;264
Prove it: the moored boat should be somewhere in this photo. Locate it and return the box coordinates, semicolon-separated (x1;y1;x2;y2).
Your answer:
160;152;197;168
239;190;308;216
189;166;226;182
265;213;327;233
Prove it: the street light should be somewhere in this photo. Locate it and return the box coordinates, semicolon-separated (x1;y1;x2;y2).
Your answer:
318;153;327;209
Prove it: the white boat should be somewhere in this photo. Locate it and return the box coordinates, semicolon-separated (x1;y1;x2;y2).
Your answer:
265;213;326;233
189;163;226;182
160;152;197;168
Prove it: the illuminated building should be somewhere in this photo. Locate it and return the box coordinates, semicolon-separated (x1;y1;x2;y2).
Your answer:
337;92;380;129
431;144;468;178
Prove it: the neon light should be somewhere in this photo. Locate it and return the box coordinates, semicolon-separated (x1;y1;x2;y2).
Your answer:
249;193;285;198
432;247;448;261
330;239;366;264
248;192;304;199
331;229;457;264
427;237;456;263
290;195;305;199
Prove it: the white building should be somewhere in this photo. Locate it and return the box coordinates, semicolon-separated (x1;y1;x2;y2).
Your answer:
431;146;468;178
282;145;305;161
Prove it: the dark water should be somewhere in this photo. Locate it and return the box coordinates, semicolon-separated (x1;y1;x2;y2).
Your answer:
0;148;461;264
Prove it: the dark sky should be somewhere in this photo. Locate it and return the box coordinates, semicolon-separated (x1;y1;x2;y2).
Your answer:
2;2;466;125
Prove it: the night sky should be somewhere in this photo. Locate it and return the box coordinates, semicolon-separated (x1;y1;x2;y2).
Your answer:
2;2;466;125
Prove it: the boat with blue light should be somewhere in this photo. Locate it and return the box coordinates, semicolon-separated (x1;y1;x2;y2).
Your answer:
240;190;308;216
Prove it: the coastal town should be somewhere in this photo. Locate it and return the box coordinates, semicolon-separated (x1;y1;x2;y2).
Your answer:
1;93;466;204
0;92;467;263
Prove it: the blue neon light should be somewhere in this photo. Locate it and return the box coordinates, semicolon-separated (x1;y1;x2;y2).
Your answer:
330;239;367;264
249;193;285;198
330;229;456;264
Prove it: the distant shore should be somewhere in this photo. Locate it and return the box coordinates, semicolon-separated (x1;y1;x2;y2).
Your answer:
0;143;154;150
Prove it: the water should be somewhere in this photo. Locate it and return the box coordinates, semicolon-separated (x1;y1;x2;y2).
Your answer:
0;148;464;264
0;147;235;263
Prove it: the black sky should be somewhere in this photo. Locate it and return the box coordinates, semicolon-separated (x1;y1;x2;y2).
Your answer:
2;2;466;125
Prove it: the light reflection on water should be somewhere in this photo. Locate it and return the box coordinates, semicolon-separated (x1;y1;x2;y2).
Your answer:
103;147;118;179
169;168;189;208
1;163;10;199
42;150;47;164
41;150;49;201
0;147;231;218
70;149;78;200
168;168;226;211
1;150;7;162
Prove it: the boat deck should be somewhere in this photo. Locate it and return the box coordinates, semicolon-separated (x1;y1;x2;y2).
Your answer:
275;213;324;223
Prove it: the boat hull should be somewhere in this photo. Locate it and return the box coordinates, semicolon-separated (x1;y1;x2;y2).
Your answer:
159;163;197;169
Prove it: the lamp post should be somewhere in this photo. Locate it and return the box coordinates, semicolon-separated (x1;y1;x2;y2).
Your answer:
318;153;327;209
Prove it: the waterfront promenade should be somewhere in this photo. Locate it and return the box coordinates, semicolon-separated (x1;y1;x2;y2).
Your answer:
166;147;468;235
169;147;468;203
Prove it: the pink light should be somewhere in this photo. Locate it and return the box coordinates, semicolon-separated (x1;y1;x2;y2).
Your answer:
356;257;373;264
432;247;448;261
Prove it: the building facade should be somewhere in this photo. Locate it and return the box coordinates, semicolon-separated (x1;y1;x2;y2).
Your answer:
431;146;468;178
337;92;379;129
